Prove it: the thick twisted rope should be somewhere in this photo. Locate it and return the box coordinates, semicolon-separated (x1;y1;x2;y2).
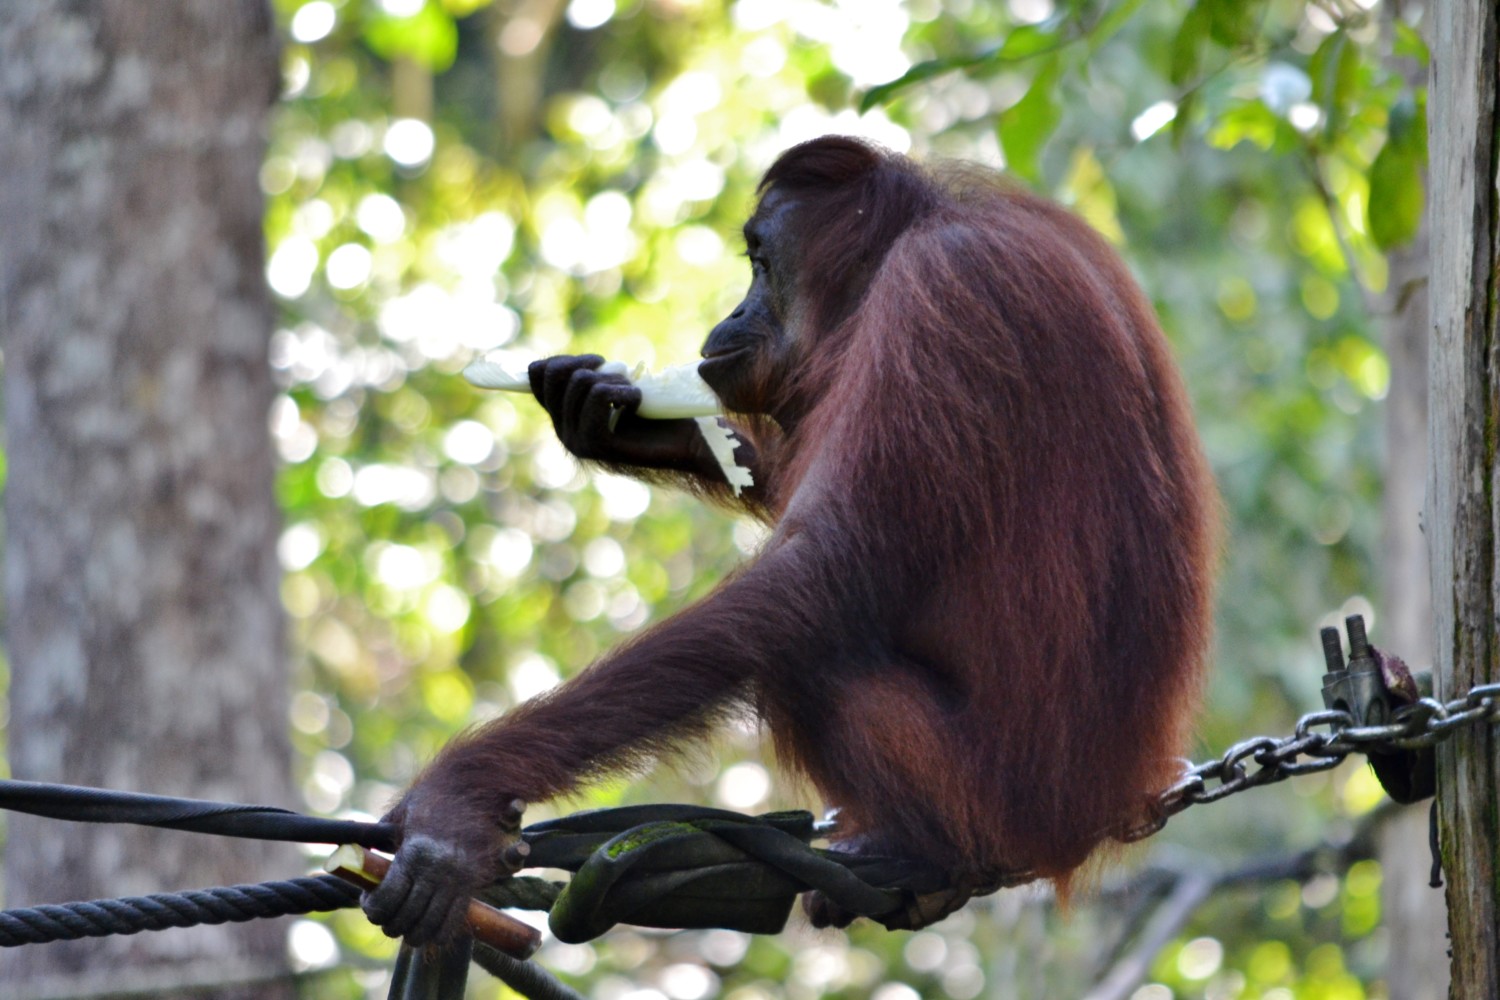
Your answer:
0;805;932;948
0;875;359;946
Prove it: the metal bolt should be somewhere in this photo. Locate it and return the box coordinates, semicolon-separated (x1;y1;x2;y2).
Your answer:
1320;627;1345;672
1345;615;1370;660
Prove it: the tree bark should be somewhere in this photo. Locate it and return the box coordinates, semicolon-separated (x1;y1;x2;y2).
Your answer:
1375;4;1448;996
0;2;295;997
1427;2;1500;995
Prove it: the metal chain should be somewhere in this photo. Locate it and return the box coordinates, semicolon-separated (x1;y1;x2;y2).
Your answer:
1117;680;1500;844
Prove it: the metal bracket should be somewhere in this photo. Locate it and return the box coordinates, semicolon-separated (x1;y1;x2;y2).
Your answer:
1319;614;1435;804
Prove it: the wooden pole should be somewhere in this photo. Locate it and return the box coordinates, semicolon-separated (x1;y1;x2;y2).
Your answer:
1427;3;1500;993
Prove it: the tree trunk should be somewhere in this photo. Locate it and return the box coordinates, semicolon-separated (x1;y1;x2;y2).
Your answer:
0;3;295;998
1375;4;1448;995
1427;2;1500;995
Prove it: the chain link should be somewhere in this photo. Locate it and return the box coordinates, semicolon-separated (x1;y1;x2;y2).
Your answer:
1115;681;1500;844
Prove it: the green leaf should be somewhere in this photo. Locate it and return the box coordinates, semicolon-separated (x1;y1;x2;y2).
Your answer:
998;58;1062;183
860;55;975;111
1204;0;1263;49
364;4;459;72
1307;30;1344;105
1087;0;1147;54
1169;3;1210;87
1207;99;1279;151
1367;144;1423;250
1332;35;1360;122
1171;87;1198;147
860;24;1063;112
1309;29;1360;137
999;24;1061;59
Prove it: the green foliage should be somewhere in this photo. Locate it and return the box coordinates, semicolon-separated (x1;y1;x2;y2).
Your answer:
861;53;994;112
1308;29;1362;138
997;55;1061;182
1087;0;1147;54
364;5;459;72
1202;0;1264;49
1367;89;1426;250
1169;1;1213;87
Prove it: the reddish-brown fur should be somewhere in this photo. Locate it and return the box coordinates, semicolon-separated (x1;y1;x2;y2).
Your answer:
405;137;1218;902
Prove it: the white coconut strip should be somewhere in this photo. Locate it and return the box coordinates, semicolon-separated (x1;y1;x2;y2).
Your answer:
462;352;753;493
462;353;721;419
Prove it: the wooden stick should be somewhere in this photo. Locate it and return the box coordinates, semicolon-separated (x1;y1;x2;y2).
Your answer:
325;844;542;960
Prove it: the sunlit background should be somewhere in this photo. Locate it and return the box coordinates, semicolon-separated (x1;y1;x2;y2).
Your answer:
252;0;1412;996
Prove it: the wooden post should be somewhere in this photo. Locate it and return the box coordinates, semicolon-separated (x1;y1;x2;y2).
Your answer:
1427;3;1500;993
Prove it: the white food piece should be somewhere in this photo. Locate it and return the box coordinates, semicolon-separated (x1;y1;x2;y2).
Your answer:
695;416;755;497
323;844;376;883
619;360;724;420
459;354;533;391
462;353;722;419
461;352;753;493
